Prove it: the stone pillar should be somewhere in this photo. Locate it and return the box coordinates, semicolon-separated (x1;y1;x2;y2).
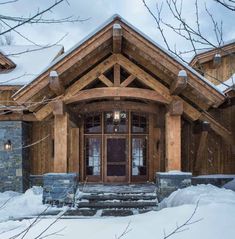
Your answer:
156;171;192;201
0;121;30;192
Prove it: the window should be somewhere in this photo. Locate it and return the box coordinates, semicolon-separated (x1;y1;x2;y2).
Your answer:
132;113;147;133
84;113;101;133
132;137;147;176
85;137;101;176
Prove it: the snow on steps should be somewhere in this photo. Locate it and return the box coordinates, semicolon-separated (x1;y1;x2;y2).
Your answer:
73;183;159;217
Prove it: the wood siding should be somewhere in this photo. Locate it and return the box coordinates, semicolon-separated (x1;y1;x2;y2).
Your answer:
29;120;54;175
195;54;235;85
182;104;235;175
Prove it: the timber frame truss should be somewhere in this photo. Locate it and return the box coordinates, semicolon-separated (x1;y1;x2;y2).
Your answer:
9;16;233;145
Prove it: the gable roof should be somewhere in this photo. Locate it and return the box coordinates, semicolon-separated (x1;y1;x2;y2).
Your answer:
0;45;64;86
12;14;225;111
190;40;235;66
14;14;224;96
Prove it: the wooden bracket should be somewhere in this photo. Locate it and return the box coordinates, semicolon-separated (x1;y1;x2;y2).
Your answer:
170;70;188;95
49;71;65;96
51;100;65;116
113;24;122;53
169;99;183;116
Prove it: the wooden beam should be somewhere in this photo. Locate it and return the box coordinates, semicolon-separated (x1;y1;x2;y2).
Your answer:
13;27;112;104
165;112;182;171
170;70;188;95
64;54;117;100
49;71;65;96
54;113;68;172
122;26;225;106
98;74;113;87
68;128;80;173
114;64;121;86
194;131;208;172
120;74;135;87
0;113;37;121
116;54;201;121
74;101;158;114
65;87;169;105
169;99;183;116
200;112;234;144
0;86;21;91
35;104;53;121
51;100;65;116
34;54;117;122
113;24;122;53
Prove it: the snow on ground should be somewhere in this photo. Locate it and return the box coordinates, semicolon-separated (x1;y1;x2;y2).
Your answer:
160;184;235;208
0;185;235;239
0;187;47;222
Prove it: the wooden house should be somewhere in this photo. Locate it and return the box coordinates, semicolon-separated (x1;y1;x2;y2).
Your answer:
0;15;234;192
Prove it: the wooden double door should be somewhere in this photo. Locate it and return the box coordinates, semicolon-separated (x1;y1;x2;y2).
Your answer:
84;111;148;183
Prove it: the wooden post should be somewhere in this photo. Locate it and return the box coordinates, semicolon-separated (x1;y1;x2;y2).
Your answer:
69;128;80;172
54;113;69;172
165;100;183;171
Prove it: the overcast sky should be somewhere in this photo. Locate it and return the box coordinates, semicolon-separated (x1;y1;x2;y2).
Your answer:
1;0;235;58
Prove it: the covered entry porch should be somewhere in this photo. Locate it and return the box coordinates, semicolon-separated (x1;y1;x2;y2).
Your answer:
54;94;182;184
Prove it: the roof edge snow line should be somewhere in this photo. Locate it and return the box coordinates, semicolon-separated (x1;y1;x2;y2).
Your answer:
12;14;225;105
0;45;64;86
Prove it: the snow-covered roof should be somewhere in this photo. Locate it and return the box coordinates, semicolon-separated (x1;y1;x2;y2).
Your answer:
0;45;63;86
14;14;224;97
216;73;235;92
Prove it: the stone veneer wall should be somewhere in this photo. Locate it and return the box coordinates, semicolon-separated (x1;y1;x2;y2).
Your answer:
0;121;30;192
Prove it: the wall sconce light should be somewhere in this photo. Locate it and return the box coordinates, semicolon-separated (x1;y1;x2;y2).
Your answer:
113;111;120;123
4;140;12;151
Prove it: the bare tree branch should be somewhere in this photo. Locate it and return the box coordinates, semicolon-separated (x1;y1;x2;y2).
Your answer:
163;200;202;239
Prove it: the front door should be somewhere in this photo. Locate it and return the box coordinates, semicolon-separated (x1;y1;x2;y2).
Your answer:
105;136;128;182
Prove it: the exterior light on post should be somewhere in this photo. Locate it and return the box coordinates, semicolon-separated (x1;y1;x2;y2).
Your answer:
4;140;12;151
113;111;120;123
213;53;221;67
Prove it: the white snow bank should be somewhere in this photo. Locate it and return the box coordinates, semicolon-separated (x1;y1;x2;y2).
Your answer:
1;203;235;239
160;184;235;208
0;185;235;239
216;73;235;92
0;187;47;222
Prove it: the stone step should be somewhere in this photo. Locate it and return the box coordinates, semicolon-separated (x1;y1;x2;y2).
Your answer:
78;193;157;201
77;200;157;209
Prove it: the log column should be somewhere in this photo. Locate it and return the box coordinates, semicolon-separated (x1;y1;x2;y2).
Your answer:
54;110;68;173
156;99;192;202
165;99;183;171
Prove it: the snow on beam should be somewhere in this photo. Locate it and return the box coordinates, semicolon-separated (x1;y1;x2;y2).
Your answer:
113;24;122;53
49;70;65;96
170;70;188;95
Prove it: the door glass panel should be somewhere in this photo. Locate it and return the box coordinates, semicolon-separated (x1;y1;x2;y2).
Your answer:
105;112;128;133
84;113;101;133
132;137;147;176
132;113;147;133
85;137;101;176
107;138;126;176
